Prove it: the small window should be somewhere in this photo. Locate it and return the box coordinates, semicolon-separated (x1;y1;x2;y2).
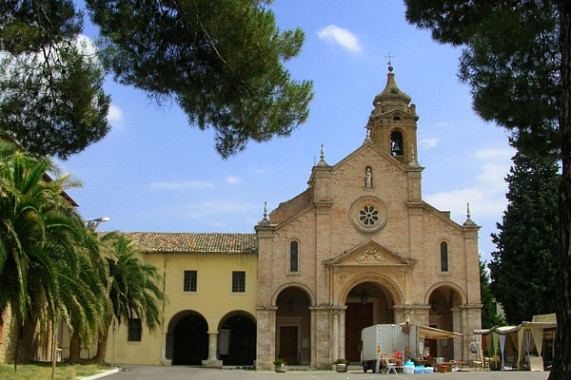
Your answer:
127;318;142;342
290;241;299;272
232;271;246;293
440;242;449;272
183;270;197;292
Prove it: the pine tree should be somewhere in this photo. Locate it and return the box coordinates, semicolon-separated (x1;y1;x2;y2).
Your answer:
488;152;558;325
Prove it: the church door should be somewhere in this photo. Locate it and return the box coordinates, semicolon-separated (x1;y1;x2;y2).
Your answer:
345;303;373;362
279;326;298;365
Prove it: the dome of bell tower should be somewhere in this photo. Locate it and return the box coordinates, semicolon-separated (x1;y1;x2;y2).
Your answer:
372;64;412;112
366;64;419;165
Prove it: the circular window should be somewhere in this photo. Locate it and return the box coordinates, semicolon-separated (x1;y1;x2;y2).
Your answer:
349;196;388;233
359;206;379;225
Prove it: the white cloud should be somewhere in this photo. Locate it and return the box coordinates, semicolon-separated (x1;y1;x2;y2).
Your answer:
184;201;253;218
424;146;515;221
151;180;214;190
419;137;440;149
317;25;362;53
107;104;123;123
225;175;241;184
472;147;514;161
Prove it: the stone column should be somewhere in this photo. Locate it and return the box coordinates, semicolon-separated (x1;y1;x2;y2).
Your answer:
333;311;339;360
452;307;462;361
202;332;223;368
256;307;277;370
160;331;172;366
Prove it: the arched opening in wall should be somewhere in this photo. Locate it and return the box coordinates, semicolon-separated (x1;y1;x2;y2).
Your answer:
345;282;395;362
167;311;208;365
218;312;257;366
275;287;311;366
390;131;404;157
426;287;462;360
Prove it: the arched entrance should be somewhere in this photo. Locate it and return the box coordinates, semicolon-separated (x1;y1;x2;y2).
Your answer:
167;311;208;365
345;282;395;362
427;286;462;359
275;287;311;365
218;312;256;366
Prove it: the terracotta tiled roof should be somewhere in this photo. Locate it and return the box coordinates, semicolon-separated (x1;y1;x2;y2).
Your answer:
126;232;257;254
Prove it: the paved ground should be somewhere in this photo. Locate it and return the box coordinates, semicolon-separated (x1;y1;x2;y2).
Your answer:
101;366;551;380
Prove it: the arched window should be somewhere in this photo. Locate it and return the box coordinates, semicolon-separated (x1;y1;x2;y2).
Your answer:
390;131;404;157
290;241;299;272
440;242;449;272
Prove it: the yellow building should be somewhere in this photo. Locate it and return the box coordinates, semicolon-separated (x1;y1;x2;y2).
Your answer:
110;233;258;367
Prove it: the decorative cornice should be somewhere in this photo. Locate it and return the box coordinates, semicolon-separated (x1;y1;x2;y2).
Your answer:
459;303;483;310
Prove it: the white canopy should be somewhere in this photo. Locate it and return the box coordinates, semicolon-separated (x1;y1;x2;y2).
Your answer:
417;325;464;340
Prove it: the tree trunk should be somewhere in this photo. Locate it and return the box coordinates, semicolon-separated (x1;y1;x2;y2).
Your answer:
550;1;571;379
93;321;111;364
68;328;82;363
18;319;39;363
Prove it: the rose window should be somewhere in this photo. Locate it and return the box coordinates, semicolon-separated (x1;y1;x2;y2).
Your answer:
359;206;379;226
349;196;387;233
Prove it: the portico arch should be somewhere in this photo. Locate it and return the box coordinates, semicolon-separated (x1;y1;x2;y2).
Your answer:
271;282;315;306
340;274;403;363
425;283;465;360
275;286;312;365
339;273;404;306
217;311;256;366
166;310;208;365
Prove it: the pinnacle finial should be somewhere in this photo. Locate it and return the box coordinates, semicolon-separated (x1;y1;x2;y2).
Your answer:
463;202;476;226
317;144;328;166
386;51;394;72
408;144;417;166
364;126;371;143
258;201;270;225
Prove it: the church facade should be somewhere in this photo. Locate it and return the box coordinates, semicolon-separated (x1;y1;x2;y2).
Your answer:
253;66;482;369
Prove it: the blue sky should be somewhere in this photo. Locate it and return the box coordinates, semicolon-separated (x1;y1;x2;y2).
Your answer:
58;1;514;263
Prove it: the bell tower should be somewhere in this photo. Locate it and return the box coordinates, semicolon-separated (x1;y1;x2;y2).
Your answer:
367;64;419;165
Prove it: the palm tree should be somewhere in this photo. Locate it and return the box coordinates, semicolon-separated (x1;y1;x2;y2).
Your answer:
93;233;165;363
0;142;105;363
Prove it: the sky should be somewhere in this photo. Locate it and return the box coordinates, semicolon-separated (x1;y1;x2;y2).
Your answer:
58;1;515;263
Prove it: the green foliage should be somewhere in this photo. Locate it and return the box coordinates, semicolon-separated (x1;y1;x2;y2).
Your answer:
0;141;165;362
0;141;106;351
405;4;571;375
405;0;559;157
0;363;109;380
102;233;165;329
0;1;111;159
0;0;312;159
86;0;313;158
488;152;558;324
479;257;505;329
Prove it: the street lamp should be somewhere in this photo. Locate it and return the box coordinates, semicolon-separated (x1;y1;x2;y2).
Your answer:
86;217;110;231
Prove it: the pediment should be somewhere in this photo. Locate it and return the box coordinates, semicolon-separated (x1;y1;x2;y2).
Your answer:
325;240;414;267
